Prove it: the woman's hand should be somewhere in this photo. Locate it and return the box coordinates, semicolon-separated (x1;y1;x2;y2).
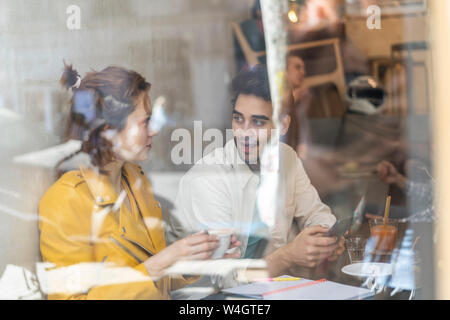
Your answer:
144;231;219;278
222;234;242;259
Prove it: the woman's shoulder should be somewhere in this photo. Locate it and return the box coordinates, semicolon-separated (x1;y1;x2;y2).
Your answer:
39;170;90;210
49;170;89;192
58;170;86;187
38;170;95;233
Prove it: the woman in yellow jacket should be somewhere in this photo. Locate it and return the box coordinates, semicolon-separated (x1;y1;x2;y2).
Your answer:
38;64;240;299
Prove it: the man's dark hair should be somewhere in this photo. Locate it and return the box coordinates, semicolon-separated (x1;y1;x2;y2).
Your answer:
231;64;299;149
251;0;261;20
231;64;271;108
287;49;305;61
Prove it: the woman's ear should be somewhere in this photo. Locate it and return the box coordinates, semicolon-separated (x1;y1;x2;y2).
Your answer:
281;114;291;136
100;124;117;143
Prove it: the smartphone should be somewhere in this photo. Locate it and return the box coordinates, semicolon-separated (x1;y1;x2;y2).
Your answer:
325;217;353;238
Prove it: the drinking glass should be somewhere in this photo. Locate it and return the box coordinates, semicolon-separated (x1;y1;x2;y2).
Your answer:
345;236;367;264
369;218;399;253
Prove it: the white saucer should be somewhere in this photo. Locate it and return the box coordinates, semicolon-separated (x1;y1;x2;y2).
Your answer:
341;262;393;278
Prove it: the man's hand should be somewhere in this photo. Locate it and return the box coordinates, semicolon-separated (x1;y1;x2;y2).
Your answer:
376;160;406;189
326;236;345;262
285;225;339;268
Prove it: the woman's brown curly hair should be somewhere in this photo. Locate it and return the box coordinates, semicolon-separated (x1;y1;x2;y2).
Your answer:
59;62;151;171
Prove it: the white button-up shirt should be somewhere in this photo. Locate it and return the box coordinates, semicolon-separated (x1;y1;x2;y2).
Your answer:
169;139;336;256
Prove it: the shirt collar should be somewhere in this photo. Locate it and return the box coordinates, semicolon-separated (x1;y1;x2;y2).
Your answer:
224;139;259;189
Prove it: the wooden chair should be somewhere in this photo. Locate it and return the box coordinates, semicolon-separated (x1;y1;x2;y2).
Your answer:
390;41;430;115
232;21;346;102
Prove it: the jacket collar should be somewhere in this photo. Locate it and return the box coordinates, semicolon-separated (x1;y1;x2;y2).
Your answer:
79;163;141;206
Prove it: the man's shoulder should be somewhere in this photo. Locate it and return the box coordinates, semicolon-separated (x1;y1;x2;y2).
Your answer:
189;140;241;172
280;141;297;158
279;142;301;168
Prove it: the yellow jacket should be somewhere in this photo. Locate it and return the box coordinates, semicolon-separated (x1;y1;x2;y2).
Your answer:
38;162;191;299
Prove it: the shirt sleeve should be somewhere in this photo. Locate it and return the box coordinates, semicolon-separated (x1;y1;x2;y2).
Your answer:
404;180;435;223
404;180;433;204
292;156;336;230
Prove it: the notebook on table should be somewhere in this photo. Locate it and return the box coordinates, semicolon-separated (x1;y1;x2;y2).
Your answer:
222;276;374;300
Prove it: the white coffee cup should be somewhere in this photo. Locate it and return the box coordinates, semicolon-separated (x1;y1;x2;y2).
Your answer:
208;229;232;259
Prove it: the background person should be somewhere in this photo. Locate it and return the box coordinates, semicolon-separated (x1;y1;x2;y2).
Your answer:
375;160;434;223
285;51;312;159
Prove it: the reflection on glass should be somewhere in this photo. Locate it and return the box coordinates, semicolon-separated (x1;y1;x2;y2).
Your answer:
0;0;437;301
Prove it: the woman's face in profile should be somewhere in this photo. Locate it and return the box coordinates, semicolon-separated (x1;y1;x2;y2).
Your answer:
111;93;156;162
286;56;306;88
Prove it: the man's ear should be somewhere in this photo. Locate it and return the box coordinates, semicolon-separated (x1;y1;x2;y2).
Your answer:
281;114;291;136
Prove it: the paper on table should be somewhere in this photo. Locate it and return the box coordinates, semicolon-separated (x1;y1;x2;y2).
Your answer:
0;265;42;300
223;276;374;300
222;276;311;299
263;279;374;300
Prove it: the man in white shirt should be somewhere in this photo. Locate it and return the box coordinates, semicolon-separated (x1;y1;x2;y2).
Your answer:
169;65;344;276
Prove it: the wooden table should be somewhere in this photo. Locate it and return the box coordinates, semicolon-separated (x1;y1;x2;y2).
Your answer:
283;219;418;300
172;219;419;300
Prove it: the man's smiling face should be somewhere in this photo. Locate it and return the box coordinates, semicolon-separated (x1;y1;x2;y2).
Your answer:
232;93;274;165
